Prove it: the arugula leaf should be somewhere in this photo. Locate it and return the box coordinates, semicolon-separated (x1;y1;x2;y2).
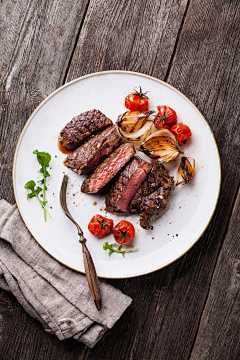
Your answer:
103;242;139;257
26;186;42;199
34;150;51;178
24;150;52;221
25;180;36;191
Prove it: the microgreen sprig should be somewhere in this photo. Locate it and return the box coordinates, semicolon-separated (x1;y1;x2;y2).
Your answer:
24;180;51;219
103;242;139;257
24;150;51;221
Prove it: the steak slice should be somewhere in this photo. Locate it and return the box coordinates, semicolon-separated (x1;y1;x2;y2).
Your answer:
129;162;174;213
81;143;135;193
59;109;113;150
105;157;151;213
139;186;171;230
63;126;121;175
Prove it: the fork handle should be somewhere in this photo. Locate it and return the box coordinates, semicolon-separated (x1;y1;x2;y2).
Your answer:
82;242;102;311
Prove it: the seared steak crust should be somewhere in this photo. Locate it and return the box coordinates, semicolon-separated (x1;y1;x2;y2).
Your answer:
81;143;135;194
139;186;171;230
59;109;113;150
105;157;151;213
63;126;121;175
129;162;174;213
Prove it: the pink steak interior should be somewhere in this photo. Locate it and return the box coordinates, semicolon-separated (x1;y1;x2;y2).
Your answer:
117;168;147;211
90;145;134;192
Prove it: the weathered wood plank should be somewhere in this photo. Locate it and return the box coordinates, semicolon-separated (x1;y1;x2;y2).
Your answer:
0;0;90;204
67;0;239;359
0;0;90;359
0;1;189;359
0;0;239;359
190;189;240;360
66;0;189;81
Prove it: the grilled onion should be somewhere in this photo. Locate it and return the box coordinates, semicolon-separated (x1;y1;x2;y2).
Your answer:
137;129;180;163
176;157;195;185
116;110;154;141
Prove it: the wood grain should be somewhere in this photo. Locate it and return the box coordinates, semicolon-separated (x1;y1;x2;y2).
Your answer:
66;0;189;81
0;0;239;359
190;189;240;359
0;0;90;204
70;0;239;359
0;0;90;359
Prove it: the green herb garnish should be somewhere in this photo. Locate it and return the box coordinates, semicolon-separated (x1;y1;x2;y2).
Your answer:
103;242;139;257
24;150;51;221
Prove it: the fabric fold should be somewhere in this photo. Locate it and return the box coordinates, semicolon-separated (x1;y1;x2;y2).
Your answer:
0;199;132;347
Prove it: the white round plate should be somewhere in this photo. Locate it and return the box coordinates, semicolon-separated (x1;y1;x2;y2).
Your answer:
13;71;221;278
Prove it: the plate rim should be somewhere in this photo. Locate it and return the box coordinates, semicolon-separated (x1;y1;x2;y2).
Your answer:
12;70;221;279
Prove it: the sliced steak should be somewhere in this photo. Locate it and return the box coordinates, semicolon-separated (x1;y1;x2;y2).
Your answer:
129;162;174;213
63;126;121;175
81;143;135;193
105;157;151;213
59;109;113;150
139;186;171;230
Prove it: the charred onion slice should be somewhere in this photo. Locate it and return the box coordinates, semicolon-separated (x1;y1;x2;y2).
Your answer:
176;157;195;184
117;110;154;133
116;110;154;142
137;129;180;162
117;121;153;142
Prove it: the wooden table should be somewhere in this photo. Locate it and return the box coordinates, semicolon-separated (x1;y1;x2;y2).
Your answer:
0;0;239;359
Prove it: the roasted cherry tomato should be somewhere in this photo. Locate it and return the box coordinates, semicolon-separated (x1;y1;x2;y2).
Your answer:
113;220;135;245
154;105;177;130
88;215;113;238
125;87;149;111
171;122;192;146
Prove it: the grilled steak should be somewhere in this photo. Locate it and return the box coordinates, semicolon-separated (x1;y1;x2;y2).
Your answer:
105;157;151;213
129;162;174;213
81;143;135;193
59;109;113;150
139;186;171;230
63;126;121;175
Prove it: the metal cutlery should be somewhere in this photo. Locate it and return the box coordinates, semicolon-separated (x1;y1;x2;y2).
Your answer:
59;174;102;311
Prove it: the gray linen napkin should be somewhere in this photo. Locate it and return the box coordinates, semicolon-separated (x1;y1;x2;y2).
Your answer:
0;199;132;347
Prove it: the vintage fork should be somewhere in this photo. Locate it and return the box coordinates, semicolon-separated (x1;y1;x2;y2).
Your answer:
59;174;102;311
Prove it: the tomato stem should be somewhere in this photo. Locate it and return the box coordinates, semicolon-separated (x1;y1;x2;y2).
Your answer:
154;110;173;125
119;227;130;244
97;219;112;229
133;86;149;99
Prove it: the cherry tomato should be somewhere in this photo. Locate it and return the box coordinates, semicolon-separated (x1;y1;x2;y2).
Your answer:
88;215;113;238
154;106;177;130
125;87;149;111
171;122;192;146
113;220;135;245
